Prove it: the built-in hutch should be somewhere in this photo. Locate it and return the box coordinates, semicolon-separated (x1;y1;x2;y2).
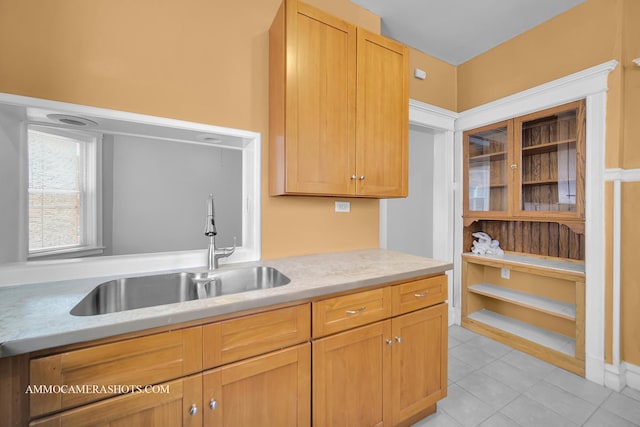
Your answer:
461;100;587;376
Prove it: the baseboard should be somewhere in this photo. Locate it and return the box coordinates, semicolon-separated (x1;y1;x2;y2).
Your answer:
585;354;605;385
604;361;640;392
604;363;627;391
624;361;640;391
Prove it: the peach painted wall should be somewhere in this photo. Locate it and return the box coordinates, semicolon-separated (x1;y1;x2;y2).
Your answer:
619;0;640;366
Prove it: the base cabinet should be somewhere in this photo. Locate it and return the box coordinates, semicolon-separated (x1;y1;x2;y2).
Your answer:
17;275;448;427
203;344;310;427
312;303;447;427
312;321;392;427
391;304;448;425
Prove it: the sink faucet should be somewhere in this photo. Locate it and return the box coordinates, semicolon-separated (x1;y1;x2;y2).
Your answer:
205;194;235;271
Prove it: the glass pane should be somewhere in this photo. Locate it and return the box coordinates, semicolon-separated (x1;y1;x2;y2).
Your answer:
520;109;577;212
467;126;508;212
28;130;83;251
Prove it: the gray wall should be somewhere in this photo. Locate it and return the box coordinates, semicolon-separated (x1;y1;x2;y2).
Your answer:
0;107;23;263
106;135;243;255
386;127;435;258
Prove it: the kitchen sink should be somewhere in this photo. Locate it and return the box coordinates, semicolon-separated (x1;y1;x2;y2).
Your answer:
70;266;290;316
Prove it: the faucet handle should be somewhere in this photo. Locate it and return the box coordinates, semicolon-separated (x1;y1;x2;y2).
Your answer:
217;236;236;257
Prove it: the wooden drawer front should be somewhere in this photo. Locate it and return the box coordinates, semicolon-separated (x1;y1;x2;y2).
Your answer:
29;327;202;418
392;275;446;316
312;287;392;338
203;304;310;368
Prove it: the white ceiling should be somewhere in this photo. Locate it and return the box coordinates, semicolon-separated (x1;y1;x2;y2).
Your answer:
350;0;586;65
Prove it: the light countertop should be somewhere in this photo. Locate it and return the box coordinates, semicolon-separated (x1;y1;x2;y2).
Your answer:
0;249;452;357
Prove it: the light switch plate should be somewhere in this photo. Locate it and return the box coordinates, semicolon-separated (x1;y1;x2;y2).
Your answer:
501;268;510;279
335;201;350;213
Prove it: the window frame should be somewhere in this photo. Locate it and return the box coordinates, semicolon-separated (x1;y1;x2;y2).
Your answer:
26;125;103;259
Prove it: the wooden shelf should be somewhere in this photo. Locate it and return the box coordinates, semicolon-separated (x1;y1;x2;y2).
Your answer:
469;151;506;161
462;252;584;280
522;138;576;155
468;283;575;320
522;179;576;186
467;309;575;357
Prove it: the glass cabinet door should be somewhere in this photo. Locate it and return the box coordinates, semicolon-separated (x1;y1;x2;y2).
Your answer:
515;101;584;217
464;123;510;215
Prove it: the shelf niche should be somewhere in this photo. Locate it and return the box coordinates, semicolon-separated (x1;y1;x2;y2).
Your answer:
464;220;585;261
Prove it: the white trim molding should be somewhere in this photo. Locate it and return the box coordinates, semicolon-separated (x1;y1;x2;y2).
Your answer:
604;167;640;391
454;60;619;385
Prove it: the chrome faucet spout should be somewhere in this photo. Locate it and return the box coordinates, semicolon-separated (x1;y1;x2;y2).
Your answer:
204;195;235;271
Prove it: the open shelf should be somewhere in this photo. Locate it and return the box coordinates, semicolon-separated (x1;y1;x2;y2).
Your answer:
468;283;575;320
463;252;584;279
467;309;575;357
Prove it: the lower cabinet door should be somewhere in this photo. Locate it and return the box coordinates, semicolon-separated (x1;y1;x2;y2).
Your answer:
30;375;203;427
202;343;310;427
391;303;448;425
312;320;392;427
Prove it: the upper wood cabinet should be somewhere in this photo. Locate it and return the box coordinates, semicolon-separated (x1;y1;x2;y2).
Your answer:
463;100;585;229
269;0;409;198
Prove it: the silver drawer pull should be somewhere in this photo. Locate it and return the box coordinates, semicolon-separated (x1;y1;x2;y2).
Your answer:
189;404;198;416
209;399;217;410
414;291;430;298
345;306;366;315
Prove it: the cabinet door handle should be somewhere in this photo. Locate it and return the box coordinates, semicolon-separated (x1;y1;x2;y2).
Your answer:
414;291;430;297
359;175;365;180
394;336;402;343
189;404;198;416
345;306;366;315
209;399;217;410
510;163;518;170
351;175;357;180
386;339;394;346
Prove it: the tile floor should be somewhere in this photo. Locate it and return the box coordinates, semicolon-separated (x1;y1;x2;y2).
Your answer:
413;325;640;427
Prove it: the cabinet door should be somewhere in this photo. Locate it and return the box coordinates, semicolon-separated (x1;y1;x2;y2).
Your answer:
463;121;512;221
203;343;310;427
514;100;585;220
391;303;448;425
313;321;392;427
355;28;409;198
30;375;202;427
279;0;357;196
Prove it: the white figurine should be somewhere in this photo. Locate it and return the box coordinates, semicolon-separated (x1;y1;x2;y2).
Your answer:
471;232;504;256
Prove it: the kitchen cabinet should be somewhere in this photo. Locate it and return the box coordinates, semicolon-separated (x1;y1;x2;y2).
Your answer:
30;375;203;427
312;275;448;426
463;100;585;230
19;275;448;427
203;344;310;427
28;305;311;427
269;0;408;198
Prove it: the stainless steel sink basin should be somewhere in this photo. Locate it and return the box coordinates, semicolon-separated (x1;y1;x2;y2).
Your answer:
70;266;290;316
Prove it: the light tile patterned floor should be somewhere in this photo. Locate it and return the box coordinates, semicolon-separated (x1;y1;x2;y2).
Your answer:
412;326;640;427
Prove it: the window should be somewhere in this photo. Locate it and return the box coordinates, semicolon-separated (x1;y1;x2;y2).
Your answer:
27;126;101;257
